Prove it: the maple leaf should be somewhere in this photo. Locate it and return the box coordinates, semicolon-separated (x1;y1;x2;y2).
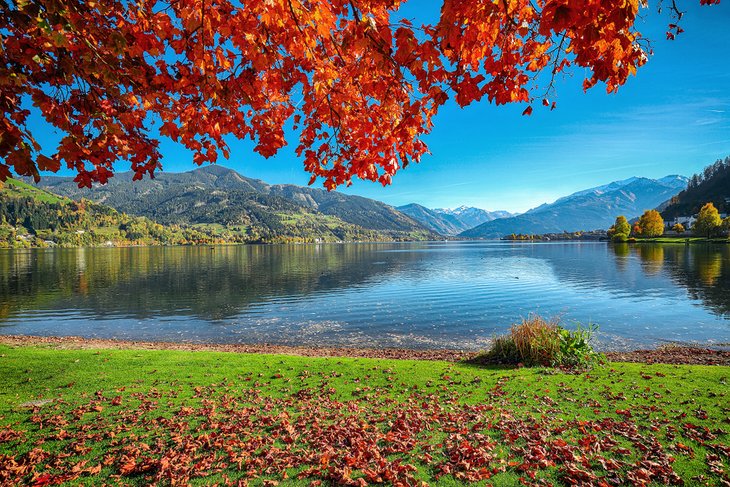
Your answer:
0;0;720;189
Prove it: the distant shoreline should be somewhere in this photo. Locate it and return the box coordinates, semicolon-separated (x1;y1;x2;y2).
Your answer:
502;235;729;244
3;237;730;250
1;335;729;365
0;239;436;250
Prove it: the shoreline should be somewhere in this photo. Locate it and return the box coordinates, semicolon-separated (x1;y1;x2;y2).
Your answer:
2;334;729;365
3;238;728;250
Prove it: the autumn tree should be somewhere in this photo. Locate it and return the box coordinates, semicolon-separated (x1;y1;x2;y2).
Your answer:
608;215;630;242
672;223;685;234
693;202;722;238
636;209;664;238
0;0;722;189
721;217;730;236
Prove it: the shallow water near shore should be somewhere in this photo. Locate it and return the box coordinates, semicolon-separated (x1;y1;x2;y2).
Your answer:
1;241;728;350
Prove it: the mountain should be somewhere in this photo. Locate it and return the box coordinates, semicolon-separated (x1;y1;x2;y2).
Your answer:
397;204;513;235
31;166;435;241
661;157;730;219
396;204;467;235
434;206;514;228
0;178;236;247
460;175;688;239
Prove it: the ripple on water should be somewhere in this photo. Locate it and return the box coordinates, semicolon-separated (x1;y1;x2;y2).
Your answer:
0;242;728;349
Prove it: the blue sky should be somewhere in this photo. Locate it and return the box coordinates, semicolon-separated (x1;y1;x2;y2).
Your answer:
26;1;730;213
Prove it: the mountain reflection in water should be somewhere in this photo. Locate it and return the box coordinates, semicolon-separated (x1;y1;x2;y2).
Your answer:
1;242;728;350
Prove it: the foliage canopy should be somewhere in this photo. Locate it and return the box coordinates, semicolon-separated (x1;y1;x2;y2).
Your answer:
694;202;723;238
0;0;721;189
636;209;664;237
608;215;631;241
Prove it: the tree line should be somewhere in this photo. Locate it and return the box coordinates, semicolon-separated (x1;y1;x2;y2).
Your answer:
687;157;730;190
609;203;730;242
663;156;730;219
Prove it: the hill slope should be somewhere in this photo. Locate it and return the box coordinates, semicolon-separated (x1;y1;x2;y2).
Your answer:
2;178;434;246
0;179;233;247
661;157;730;219
30;166;435;241
461;176;688;238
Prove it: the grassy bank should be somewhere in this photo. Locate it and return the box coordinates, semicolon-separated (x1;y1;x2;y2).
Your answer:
1;345;728;486
633;237;729;244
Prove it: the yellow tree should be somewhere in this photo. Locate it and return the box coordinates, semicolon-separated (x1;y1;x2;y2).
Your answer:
693;203;722;238
721;217;730;236
672;223;685;234
637;210;664;238
608;215;631;241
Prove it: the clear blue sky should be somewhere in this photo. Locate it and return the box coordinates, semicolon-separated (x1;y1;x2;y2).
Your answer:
26;1;730;213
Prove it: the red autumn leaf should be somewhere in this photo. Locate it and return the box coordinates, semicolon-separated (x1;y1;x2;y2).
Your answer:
0;0;718;189
31;473;53;487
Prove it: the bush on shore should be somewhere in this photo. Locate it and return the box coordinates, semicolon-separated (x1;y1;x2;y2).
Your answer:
471;315;604;369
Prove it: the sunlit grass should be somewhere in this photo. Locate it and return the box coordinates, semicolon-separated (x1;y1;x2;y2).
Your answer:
0;345;727;485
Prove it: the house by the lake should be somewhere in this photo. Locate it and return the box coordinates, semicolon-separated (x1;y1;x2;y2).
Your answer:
666;212;728;233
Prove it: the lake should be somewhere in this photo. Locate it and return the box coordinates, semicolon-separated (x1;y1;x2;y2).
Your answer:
1;241;729;350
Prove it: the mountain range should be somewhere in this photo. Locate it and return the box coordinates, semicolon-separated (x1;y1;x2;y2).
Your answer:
32;166;436;242
29;166;692;241
460;175;688;238
397;204;513;235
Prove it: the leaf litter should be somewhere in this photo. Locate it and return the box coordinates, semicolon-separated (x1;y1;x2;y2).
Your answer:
1;363;728;486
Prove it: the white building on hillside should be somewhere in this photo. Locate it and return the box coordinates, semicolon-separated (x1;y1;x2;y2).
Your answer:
667;212;728;231
668;215;697;229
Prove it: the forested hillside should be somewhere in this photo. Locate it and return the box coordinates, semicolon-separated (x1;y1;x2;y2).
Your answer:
1;178;432;248
0;179;232;248
34;166;431;235
661;157;730;219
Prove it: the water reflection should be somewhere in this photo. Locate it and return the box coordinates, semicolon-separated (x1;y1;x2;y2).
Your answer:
0;244;420;321
0;242;728;347
637;244;665;275
661;244;729;316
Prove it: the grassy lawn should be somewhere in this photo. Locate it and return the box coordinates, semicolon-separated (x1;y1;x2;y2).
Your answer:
0;345;728;486
92;226;121;237
635;237;729;244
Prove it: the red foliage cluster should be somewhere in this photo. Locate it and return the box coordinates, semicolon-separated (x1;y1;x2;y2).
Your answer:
0;0;719;189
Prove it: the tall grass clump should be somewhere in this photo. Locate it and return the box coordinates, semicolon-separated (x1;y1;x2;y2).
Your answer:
511;315;561;366
471;314;604;369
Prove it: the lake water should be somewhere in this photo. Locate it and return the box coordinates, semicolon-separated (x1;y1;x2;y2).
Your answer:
1;241;729;350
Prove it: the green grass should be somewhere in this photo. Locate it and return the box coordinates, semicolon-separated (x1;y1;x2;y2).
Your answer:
0;345;728;485
191;223;227;232
2;179;68;204
635;236;729;243
92;226;121;237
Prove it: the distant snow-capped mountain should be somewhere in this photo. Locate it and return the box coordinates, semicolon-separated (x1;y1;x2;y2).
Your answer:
397;205;514;235
461;175;689;238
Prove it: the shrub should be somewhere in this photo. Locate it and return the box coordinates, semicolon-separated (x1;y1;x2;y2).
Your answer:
511;315;562;366
470;335;520;365
555;323;602;368
471;315;603;369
